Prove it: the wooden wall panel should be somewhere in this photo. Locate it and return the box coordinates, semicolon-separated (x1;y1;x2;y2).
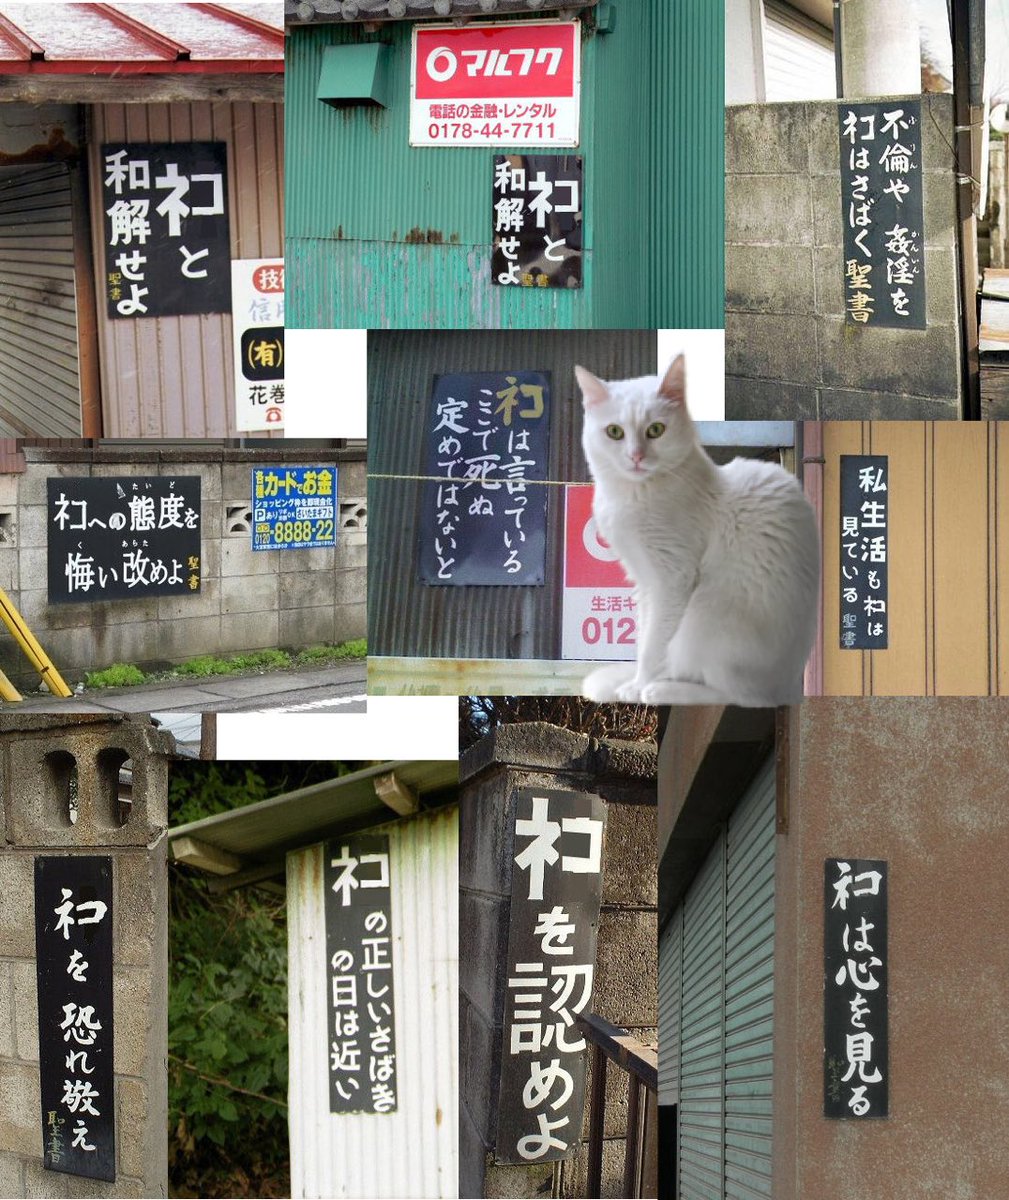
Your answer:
820;421;1001;697
866;422;928;696
89;101;283;438
931;425;990;695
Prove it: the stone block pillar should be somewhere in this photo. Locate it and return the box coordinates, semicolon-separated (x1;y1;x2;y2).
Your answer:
0;715;174;1198
459;722;657;1199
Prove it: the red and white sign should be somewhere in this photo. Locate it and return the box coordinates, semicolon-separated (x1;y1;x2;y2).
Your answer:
410;21;580;147
232;258;285;431
562;485;636;661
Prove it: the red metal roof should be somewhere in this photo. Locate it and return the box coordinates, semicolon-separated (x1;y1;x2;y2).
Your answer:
0;2;284;73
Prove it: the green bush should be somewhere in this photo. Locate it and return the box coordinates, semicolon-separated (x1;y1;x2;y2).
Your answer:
295;638;367;665
84;663;146;689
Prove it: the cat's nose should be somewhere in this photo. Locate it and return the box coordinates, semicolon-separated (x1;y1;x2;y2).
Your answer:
630;449;644;465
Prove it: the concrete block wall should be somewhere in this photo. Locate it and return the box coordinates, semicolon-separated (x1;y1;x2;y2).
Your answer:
0;715;174;1198
0;445;367;688
459;723;657;1200
725;93;963;419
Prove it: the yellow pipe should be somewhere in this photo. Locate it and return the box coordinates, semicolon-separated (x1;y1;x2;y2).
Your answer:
0;588;73;699
0;667;22;703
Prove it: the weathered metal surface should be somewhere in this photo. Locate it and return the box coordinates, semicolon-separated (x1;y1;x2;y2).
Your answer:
0;162;81;436
287;805;459;1199
368;656;592;696
367;328;657;662
89;100;284;437
286;0;598;24
0;3;283;68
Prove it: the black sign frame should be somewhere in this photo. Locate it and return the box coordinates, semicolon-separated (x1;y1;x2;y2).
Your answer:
323;834;398;1116
495;787;606;1165
35;855;115;1182
47;476;202;604
839;455;888;650
492;154;583;289
838;100;926;329
419;371;550;586
100;141;231;319
824;857;889;1120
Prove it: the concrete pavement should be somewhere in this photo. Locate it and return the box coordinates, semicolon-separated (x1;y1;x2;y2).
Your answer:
1;661;367;715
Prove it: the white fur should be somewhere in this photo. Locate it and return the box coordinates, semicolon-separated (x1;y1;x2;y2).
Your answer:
575;358;820;707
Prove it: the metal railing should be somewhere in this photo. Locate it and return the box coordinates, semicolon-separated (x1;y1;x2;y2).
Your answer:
576;1012;659;1199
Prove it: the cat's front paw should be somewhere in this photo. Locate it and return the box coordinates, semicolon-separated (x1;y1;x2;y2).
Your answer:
615;681;643;703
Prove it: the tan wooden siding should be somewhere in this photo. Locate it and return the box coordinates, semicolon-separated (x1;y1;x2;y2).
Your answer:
88;101;283;438
818;421;1007;696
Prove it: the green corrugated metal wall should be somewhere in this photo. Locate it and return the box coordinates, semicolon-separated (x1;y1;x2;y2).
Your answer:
286;2;723;329
664;757;776;1199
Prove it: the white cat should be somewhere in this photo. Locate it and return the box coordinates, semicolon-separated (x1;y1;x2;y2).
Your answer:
575;356;819;706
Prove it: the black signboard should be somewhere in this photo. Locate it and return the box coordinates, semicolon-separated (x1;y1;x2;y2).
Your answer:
838;101;925;328
35;856;115;1182
495;788;606;1165
492;154;583;289
839;455;888;649
47;477;201;604
324;834;398;1115
419;371;549;586
101;142;231;319
824;858;888;1119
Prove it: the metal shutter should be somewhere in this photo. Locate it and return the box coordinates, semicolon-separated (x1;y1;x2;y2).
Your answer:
763;0;836;101
659;908;683;1106
667;755;776;1198
678;835;727;1199
724;761;776;1197
0;164;82;437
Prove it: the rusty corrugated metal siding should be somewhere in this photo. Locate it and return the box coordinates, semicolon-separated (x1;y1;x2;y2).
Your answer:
368;329;657;658
286;806;459;1199
286;17;596;330
286;5;723;329
89;101;284;438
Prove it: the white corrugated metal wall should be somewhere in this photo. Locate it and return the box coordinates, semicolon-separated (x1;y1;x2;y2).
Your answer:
762;0;836;100
88;101;284;438
0;164;82;437
661;757;776;1199
286;806;459;1200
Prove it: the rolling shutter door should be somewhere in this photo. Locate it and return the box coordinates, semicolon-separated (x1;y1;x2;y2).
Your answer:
679;835;727;1198
659;908;682;1107
668;755;776;1198
0;164;82;437
763;0;835;101
724;761;776;1197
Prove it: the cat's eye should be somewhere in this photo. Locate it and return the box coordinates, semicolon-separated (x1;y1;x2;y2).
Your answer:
646;422;666;439
605;425;625;440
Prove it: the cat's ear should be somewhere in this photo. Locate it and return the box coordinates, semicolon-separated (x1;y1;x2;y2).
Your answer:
575;365;609;408
658;355;686;408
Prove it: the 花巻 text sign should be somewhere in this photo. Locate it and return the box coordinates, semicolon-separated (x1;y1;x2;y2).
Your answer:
410;21;580;147
232;260;285;431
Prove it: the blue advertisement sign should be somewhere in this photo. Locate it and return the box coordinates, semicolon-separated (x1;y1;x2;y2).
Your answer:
252;465;338;551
